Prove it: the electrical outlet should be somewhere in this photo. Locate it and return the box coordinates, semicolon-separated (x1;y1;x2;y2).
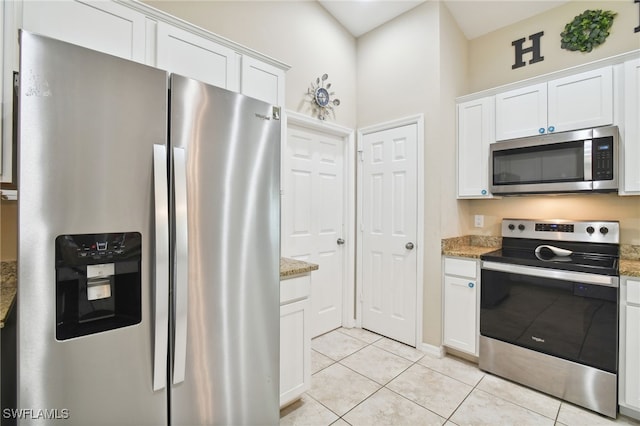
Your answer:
474;215;484;228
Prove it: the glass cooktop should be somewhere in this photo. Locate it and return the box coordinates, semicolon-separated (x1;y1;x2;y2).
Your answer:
481;238;619;276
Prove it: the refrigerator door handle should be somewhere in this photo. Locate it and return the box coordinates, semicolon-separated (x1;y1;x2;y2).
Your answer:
153;144;169;391
172;147;189;385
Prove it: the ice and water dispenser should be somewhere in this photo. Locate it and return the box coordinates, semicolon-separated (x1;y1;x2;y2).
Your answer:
55;232;142;340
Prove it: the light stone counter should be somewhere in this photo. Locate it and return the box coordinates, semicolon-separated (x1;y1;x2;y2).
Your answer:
280;257;319;278
1;261;17;329
441;235;501;259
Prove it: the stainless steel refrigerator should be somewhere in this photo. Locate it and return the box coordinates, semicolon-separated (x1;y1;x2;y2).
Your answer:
13;31;280;425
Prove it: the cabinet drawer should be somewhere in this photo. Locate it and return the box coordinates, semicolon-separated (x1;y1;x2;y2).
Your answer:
280;274;311;305
444;257;477;279
627;279;640;305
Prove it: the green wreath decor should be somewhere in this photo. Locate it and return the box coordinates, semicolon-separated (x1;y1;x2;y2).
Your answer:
560;9;616;53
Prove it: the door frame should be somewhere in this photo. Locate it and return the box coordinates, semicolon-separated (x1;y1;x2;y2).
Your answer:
356;114;425;347
283;110;357;328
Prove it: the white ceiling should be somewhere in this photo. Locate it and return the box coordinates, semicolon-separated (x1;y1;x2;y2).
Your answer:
318;0;570;39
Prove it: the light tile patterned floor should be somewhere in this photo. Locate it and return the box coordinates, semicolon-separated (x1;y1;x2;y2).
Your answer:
280;327;640;426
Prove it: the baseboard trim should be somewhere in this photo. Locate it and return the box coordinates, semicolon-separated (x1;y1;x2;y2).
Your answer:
419;342;445;358
620;405;640;421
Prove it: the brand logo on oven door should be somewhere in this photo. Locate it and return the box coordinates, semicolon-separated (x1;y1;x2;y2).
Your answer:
531;336;545;343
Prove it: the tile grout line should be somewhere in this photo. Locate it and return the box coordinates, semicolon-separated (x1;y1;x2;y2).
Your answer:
335;342;432;425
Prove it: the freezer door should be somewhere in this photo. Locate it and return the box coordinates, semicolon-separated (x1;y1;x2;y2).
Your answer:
17;32;168;425
169;75;281;425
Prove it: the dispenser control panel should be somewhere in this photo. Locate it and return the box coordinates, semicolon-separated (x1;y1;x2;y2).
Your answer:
56;232;141;265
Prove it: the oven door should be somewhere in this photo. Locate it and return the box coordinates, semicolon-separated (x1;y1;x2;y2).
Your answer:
480;261;618;373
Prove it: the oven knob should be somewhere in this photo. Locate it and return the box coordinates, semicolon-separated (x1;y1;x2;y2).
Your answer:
600;226;609;235
518;224;525;231
508;224;515;231
586;226;595;234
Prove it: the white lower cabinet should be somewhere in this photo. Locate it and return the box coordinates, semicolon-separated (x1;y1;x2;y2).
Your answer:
280;274;311;408
442;257;479;356
620;277;640;420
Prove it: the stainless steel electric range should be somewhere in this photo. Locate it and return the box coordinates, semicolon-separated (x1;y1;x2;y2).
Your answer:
480;219;620;418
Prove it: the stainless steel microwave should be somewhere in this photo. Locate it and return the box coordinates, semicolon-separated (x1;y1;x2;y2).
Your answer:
490;125;618;195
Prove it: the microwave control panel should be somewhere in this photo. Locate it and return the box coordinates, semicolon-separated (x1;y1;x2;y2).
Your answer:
593;138;614;180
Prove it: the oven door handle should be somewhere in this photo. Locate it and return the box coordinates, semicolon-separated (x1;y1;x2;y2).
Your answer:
481;261;618;288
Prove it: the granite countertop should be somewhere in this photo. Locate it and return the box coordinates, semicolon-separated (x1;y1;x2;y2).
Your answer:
1;261;17;329
442;236;640;278
441;235;501;259
620;259;640;278
280;257;319;278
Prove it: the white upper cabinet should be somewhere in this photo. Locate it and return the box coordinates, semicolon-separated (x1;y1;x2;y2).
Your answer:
156;21;240;92
495;82;547;141
457;96;495;198
22;0;146;62
622;58;640;194
495;66;613;141
241;56;285;106
548;67;613;133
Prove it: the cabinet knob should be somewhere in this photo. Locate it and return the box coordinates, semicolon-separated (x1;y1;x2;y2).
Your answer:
481;189;487;195
539;128;545;134
548;126;555;133
468;282;474;288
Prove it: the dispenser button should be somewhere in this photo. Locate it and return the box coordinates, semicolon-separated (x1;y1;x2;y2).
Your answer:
87;278;112;301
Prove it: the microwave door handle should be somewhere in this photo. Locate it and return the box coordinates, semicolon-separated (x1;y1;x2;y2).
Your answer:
584;139;592;181
172;147;189;385
152;144;169;391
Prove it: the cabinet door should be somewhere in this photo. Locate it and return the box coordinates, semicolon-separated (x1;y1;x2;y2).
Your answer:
457;97;494;198
241;56;285;106
22;0;146;62
548;66;613;133
280;298;310;407
495;82;547;140
443;275;477;355
625;303;640;410
623;59;640;194
157;22;239;91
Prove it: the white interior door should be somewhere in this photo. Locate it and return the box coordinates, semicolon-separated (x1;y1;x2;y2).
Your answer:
283;123;346;337
360;123;418;346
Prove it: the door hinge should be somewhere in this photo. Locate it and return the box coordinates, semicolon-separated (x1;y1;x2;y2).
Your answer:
357;149;364;162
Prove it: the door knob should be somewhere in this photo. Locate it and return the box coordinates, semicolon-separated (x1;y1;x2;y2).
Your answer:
405;242;414;250
337;238;345;245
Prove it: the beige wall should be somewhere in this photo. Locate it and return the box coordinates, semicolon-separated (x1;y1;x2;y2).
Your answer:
465;194;640;243
144;0;358;129
468;0;640;92
0;200;17;261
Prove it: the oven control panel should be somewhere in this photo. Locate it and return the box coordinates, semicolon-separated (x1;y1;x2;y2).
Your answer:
502;219;619;244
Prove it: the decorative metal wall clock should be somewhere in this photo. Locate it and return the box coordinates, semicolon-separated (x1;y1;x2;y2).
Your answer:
307;74;340;120
560;9;616;52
